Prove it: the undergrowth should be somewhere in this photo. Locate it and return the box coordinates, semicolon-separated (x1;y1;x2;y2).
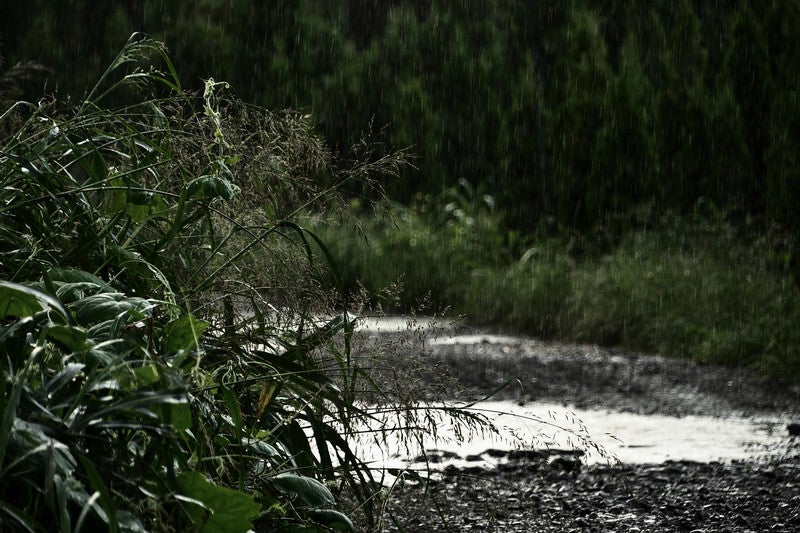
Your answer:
317;187;800;384
0;34;519;532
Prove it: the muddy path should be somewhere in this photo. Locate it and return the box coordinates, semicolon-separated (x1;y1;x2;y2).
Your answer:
353;319;800;531
429;334;799;419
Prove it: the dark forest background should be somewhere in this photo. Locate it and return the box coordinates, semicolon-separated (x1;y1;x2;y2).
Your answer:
2;0;798;236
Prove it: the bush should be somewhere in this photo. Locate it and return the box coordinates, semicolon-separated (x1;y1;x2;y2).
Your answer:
0;34;448;532
321;198;800;383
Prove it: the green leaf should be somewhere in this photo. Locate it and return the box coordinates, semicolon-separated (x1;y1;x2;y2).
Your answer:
3;420;77;478
163;314;209;354
243;438;281;460
164;403;192;432
125;202;151;223
44;363;85;396
274;418;317;472
307;509;356;532
132;364;160;386
104;176;128;215
0;281;69;322
221;386;243;441
55;282;108;303
186;174;237;201
0;377;25;469
45;324;89;351
268;473;335;509
48;267;110;287
69;292;150;324
177;472;261;533
76;454;118;533
71;390;188;432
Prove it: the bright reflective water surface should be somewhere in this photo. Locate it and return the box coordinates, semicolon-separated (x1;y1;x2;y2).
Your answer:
352;317;794;469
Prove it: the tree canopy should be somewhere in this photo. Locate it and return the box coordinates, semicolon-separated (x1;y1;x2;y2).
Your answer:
2;0;798;232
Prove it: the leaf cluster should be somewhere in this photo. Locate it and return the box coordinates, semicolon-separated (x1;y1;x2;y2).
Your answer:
0;34;414;532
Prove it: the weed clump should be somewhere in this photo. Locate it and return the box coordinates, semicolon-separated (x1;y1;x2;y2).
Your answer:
0;35;488;532
319;192;800;383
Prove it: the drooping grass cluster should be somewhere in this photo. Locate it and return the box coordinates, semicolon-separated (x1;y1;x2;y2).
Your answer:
1;35;491;532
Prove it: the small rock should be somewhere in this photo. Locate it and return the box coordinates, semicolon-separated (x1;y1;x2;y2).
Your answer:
484;448;507;458
787;423;800;436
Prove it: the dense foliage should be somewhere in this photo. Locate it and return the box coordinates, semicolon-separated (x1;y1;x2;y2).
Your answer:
317;186;800;383
2;1;798;239
0;35;433;531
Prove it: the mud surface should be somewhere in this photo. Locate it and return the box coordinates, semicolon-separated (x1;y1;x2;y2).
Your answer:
423;333;799;418
382;453;800;532
360;325;800;531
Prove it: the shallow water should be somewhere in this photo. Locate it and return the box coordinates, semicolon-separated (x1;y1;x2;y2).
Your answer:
348;400;791;474
353;316;795;468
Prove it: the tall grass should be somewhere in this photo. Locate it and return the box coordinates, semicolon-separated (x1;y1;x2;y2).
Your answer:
0;34;502;532
319;190;800;383
567;214;800;378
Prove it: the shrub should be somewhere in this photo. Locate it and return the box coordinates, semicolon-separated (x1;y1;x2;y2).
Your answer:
0;34;435;531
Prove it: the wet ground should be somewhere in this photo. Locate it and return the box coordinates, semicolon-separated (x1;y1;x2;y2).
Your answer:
354;318;800;531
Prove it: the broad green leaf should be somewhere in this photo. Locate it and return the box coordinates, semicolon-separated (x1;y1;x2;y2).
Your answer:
0;376;25;469
274;418;316;473
69;292;150;325
55;282;107;303
307;509;355;532
116;363;180;392
44;363;85;396
104;175;128;214
53;474;72;533
186;174;237;201
177;472;261;533
132;364;160;386
0;281;69;322
163;314;209;354
163;402;192;432
107;245;174;300
0;316;33;347
269;473;335;509
243;438;281;459
71;390;188;432
125;202;151;223
45;324;89;351
47;267;109;286
221;386;243;441
4;420;77;477
48;268;112;302
76;454;118;533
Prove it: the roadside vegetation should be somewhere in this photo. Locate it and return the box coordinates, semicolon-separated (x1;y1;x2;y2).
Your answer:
316;184;800;383
0;36;509;532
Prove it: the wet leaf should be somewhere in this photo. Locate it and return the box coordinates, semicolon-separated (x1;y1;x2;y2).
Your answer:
69;293;150;324
268;473;335;509
177;472;261;533
0;281;69;322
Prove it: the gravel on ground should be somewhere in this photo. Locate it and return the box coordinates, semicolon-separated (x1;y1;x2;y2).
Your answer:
357;327;800;532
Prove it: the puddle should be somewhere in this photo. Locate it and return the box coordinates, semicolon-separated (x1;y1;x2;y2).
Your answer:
347;400;792;473
349;316;796;470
